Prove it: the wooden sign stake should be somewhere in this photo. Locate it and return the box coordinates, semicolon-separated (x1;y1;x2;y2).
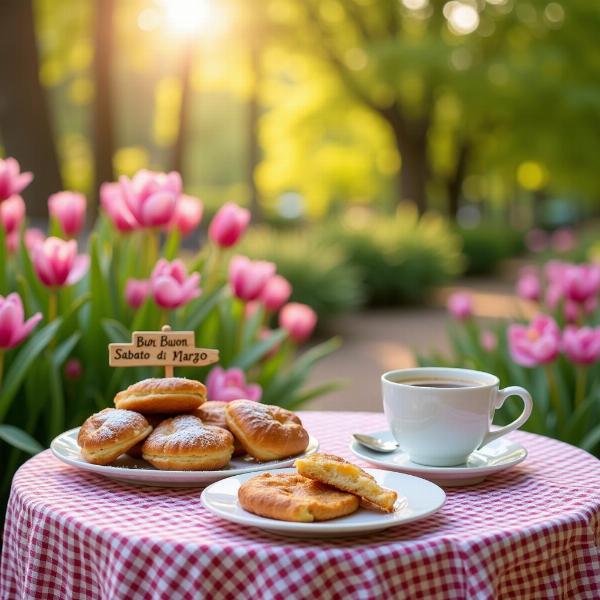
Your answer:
108;324;219;377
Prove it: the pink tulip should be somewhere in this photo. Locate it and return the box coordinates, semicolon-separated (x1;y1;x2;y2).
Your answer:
544;260;569;286
32;237;89;288
125;279;150;309
24;228;45;252
209;202;250;248
562;326;600;365
206;366;262;402
525;228;549;253
561;264;600;304
64;358;83;380
150;259;201;309
121;170;181;227
447;292;473;321
516;270;541;302
48;191;86;237
0;195;25;234
551;228;576;253
279;302;317;343
100;182;139;233
229;255;276;302
480;330;497;352
261;275;292;312
0;293;42;350
508;314;560;367
169;194;203;236
0;158;33;201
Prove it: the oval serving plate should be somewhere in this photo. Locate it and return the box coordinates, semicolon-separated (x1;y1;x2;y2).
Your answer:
51;427;319;487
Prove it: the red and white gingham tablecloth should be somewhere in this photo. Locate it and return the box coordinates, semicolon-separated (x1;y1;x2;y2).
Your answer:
2;411;600;600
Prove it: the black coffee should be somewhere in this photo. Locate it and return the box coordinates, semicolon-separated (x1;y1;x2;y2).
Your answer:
403;380;479;388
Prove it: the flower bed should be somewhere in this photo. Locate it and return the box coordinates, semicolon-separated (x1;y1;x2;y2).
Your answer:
0;158;339;504
423;261;600;456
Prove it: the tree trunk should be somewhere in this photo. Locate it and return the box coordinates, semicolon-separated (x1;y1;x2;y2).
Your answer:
246;38;262;221
0;0;62;219
172;40;195;177
447;141;469;219
382;106;429;214
91;0;115;220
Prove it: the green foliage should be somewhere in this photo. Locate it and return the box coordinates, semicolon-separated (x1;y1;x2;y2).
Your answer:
240;227;365;321
458;225;525;275
325;206;463;305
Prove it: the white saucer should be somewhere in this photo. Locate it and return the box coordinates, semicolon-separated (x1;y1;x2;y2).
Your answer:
51;427;319;488
350;430;527;487
201;467;445;537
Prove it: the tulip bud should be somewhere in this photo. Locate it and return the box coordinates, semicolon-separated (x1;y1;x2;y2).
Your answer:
125;279;150;309
64;358;83;380
229;255;276;302
48;191;86;237
0;195;25;234
208;202;250;248
279;302;317;343
169;194;203;236
261;275;292;312
447;292;473;321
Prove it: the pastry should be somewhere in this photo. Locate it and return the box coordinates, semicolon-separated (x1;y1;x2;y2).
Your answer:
192;401;245;456
114;377;206;414
78;408;152;465
126;414;169;458
142;415;234;470
295;453;398;512
225;400;309;461
238;472;359;522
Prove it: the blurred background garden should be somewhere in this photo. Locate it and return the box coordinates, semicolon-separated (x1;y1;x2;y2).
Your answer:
1;0;600;508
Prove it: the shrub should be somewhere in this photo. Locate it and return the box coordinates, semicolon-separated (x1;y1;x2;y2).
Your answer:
240;227;365;321
326;206;463;305
458;225;525;275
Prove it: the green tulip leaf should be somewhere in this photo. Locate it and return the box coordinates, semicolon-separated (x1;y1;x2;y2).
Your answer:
231;328;288;371
0;318;62;421
0;424;44;455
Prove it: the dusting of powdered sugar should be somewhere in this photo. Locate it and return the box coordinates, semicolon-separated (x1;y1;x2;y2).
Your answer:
87;409;147;441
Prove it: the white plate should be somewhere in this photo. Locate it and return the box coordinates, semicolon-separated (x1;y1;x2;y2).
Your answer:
351;430;527;487
201;467;445;537
51;427;319;487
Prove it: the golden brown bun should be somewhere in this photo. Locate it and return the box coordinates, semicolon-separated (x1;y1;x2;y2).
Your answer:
192;401;245;456
238;472;359;522
295;453;398;513
78;408;152;465
126;414;170;458
142;415;233;470
114;378;206;414
225;400;309;461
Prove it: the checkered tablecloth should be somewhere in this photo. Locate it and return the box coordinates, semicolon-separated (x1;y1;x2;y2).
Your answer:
2;411;599;600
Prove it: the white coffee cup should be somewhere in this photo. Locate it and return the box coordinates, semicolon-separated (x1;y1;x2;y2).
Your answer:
381;367;533;467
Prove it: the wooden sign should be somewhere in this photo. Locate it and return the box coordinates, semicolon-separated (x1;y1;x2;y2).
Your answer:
109;325;219;377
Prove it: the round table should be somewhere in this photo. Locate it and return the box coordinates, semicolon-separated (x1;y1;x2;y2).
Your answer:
2;412;600;600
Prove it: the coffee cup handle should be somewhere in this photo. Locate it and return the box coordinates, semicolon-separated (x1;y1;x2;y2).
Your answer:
480;386;533;448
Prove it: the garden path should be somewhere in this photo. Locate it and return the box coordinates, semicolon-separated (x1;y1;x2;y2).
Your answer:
305;276;528;412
